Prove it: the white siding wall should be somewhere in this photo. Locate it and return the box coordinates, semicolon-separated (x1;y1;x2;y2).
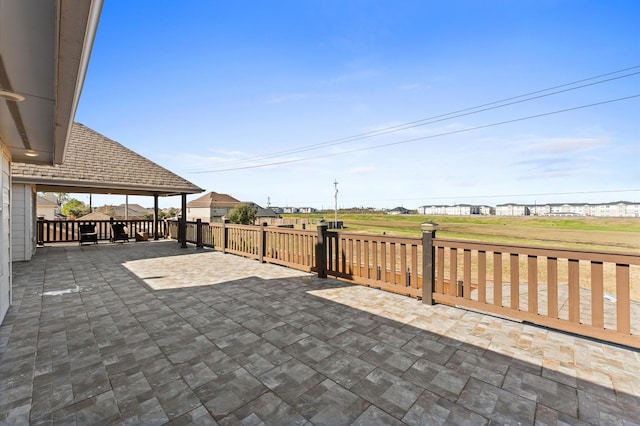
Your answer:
11;183;36;262
1;147;11;324
186;207;218;223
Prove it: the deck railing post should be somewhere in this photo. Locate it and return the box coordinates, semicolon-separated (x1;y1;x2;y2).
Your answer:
180;193;187;248
222;219;229;254
316;224;328;278
196;219;203;248
259;222;267;263
37;217;44;245
421;222;437;305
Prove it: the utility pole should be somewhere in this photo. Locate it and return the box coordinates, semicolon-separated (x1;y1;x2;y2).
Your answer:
267;196;271;208
334;179;339;228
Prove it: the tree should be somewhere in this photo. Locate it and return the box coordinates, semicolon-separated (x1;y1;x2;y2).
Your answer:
228;204;257;225
61;198;90;219
55;192;70;204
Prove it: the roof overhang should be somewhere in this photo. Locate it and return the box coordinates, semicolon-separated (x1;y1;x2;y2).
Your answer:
0;0;103;164
11;176;201;197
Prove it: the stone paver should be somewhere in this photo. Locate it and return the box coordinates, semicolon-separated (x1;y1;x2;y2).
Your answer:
1;240;639;425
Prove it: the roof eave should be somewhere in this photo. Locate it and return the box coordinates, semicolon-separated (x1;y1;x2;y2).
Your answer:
53;0;103;164
12;175;204;197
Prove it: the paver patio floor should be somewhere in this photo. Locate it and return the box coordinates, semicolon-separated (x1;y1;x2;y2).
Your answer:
1;240;639;425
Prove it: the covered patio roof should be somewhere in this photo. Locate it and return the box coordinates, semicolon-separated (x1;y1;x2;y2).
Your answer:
11;122;203;197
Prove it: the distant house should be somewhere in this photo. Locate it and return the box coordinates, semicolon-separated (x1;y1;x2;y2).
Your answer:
299;207;317;214
95;203;151;220
186;192;279;223
495;204;530;216
387;206;410;215
254;205;279;221
76;211;111;221
283;207;300;214
587;201;640;217
36;193;61;220
479;205;494;215
186;192;242;223
417;205;447;215
529;204;551;216
417;204;487;215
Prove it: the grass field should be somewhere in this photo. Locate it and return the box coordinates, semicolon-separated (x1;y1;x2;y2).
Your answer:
283;213;640;253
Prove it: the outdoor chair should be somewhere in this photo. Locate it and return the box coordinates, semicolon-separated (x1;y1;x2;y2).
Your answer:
110;223;129;243
79;224;98;245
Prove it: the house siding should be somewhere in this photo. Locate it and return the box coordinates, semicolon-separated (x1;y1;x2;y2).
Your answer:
1;146;11;324
11;184;36;262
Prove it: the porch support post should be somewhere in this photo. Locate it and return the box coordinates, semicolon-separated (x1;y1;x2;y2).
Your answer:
180;193;187;248
153;194;159;240
421;222;437;305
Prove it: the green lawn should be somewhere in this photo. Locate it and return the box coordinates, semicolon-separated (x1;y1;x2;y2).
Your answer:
283;213;640;253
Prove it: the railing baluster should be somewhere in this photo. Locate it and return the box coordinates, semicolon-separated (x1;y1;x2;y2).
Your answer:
568;259;580;323
528;255;538;314
477;250;486;303
400;244;407;287
390;243;397;285
449;247;458;296
548;257;558;318
436;246;444;293
510;253;519;310
464;249;471;299
381;242;387;282
364;240;371;279
411;244;418;289
591;261;604;328
617;263;631;334
494;252;502;306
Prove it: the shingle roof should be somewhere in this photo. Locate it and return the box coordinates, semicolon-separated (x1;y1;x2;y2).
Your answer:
77;211;111;221
12;123;204;196
187;191;241;208
36;193;59;207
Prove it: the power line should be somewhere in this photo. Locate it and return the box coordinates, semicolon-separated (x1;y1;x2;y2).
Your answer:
187;65;640;171
190;93;640;173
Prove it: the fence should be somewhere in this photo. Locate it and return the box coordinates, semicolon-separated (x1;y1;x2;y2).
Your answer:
430;238;639;348
168;220;318;271
37;219;167;243
41;218;640;348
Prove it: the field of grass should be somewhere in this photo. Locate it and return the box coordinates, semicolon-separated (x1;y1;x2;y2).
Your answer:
283;213;640;253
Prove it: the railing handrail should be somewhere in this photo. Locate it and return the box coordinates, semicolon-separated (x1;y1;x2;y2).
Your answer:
434;237;640;265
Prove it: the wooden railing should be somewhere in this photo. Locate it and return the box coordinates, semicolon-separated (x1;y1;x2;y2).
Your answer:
430;239;640;348
264;226;317;272
325;231;423;297
170;220;318;271
52;218;637;348
37;219;167;243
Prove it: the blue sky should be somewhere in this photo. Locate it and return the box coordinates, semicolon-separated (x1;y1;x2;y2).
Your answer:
74;1;639;210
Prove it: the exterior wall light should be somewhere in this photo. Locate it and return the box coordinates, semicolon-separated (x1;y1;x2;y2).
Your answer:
0;89;26;102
